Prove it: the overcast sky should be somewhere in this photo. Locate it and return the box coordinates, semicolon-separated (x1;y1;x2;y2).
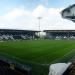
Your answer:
0;0;75;31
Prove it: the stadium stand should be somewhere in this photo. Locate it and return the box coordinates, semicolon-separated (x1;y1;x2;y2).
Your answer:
0;29;39;40
44;30;75;40
61;4;75;22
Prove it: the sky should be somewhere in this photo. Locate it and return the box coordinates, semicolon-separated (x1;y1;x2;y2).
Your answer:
0;0;75;31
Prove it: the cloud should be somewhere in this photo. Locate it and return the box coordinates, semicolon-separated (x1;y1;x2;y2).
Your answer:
0;4;75;30
3;8;31;21
32;5;47;17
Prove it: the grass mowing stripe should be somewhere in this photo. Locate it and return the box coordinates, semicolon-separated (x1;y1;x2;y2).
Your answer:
50;49;75;63
0;40;75;75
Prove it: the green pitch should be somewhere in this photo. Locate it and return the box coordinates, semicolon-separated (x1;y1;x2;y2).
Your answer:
0;40;75;75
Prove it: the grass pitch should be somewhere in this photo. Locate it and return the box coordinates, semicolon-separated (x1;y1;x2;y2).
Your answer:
0;40;75;75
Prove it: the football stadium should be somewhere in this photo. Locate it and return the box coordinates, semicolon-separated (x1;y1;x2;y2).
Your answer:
1;1;75;75
1;30;75;75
